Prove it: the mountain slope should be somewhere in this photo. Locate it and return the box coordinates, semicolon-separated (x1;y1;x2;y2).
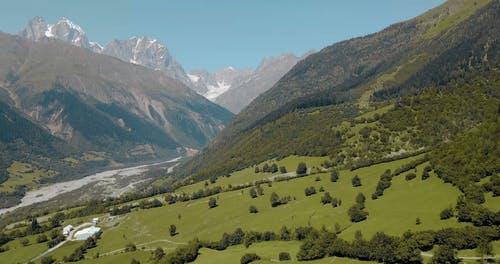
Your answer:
102;36;192;86
18;17;192;87
0;32;233;208
214;54;303;113
176;0;499;180
223;0;494;137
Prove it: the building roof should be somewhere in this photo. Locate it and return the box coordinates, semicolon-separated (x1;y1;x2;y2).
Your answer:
74;226;101;241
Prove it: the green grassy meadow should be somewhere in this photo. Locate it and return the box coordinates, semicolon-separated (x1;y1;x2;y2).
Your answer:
0;150;494;264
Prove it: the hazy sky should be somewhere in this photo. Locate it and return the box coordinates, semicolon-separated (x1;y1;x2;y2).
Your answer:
1;0;444;72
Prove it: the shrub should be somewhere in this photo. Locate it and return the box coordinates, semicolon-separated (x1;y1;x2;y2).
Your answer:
249;205;258;214
296;162;307;175
208;197;217;208
304;186;317;196
440;207;454;220
279;252;291;261
348;204;368;222
241;253;261;264
421;170;430;180
352;175;362;187
41;256;55;264
330;171;339;182
321;192;332;204
169;224;177;236
125;243;137;252
37;234;48;243
405;173;417;181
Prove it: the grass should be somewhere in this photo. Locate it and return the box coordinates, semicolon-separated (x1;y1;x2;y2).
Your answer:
0;234;47;263
0;154;480;263
420;0;491;40
0;161;56;192
176;155;328;195
193;241;376;264
14;154;463;263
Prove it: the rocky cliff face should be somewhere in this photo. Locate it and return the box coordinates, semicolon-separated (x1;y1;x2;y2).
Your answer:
214;53;308;113
18;17;190;86
187;53;307;113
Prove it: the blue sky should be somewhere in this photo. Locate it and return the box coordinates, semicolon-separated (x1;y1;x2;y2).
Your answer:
1;0;444;72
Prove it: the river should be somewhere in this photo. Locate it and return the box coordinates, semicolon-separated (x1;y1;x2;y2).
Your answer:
0;156;182;215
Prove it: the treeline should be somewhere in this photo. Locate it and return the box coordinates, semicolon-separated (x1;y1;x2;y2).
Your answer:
296;225;500;263
154;224;500;264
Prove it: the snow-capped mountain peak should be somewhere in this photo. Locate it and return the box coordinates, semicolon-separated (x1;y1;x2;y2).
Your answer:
18;17;191;86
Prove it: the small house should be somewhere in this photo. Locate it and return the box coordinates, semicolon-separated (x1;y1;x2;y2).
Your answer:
92;217;99;225
63;225;74;236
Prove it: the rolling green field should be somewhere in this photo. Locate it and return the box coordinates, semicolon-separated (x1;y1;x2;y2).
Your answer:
0;153;479;264
0;161;56;192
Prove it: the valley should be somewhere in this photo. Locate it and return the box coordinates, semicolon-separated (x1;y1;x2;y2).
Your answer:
0;0;499;263
0;157;182;216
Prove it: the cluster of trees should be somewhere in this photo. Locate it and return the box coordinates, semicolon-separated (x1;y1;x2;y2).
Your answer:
430;118;500;226
240;253;261;264
63;232;100;262
270;192;291;207
296;225;500;263
249;185;264;199
372;169;392;199
255;163;285;174
304;186;317;196
348;193;368;222
46;229;65;248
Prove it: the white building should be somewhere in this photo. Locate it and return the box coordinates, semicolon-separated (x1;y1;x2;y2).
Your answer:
92;217;99;225
62;225;74;236
74;226;101;241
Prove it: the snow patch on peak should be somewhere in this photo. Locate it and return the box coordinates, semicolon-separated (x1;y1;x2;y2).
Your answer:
44;25;54;37
90;41;103;49
187;73;200;83
58;17;84;33
204;81;231;101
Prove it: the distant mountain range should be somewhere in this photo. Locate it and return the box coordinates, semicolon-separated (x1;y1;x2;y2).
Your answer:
0;31;233;208
18;17;309;113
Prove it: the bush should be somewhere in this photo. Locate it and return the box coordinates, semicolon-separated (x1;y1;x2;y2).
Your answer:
330;171;339;182
241;253;261;264
431;245;459;264
130;259;140;264
37;234;48;243
279;252;291;261
41;256;55;264
208;197;217;208
169;224;177;236
321;192;332;204
249;205;258;214
421;170;430;180
125;243;137;252
348;204;368;222
304;186;317;196
405;173;417;181
296;162;307;175
352;175;362;187
440;207;454;220
280;166;287;173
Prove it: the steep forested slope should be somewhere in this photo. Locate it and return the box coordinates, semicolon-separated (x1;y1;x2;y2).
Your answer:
177;0;499;182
